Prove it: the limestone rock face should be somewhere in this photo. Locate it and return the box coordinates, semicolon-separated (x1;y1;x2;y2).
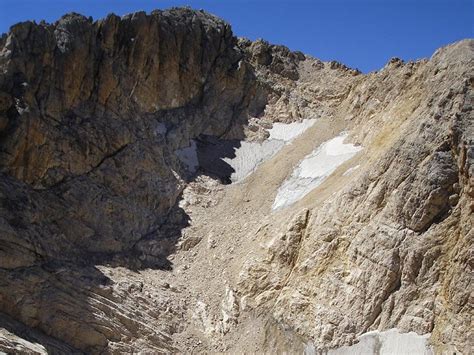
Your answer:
0;8;265;265
239;38;361;124
237;39;474;354
0;8;265;353
0;8;472;355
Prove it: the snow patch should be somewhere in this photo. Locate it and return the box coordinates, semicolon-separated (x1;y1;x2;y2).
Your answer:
268;119;316;142
224;140;284;183
325;328;433;355
221;119;317;183
273;133;362;210
176;140;199;173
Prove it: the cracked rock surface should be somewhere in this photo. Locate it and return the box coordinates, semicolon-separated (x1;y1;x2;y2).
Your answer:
0;8;472;354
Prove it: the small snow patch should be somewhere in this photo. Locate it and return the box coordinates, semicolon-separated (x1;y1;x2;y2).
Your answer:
223;140;285;183
326;328;433;355
197;119;317;183
268;119;316;142
176;140;199;173
224;119;317;183
273;133;362;210
194;119;317;183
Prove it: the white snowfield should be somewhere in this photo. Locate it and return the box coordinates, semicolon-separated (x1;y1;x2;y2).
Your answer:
223;139;285;183
273;133;362;210
222;119;318;183
175;119;318;182
268;118;317;141
323;329;433;355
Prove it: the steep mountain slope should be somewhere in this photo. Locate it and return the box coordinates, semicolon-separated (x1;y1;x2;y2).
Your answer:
0;8;472;354
237;39;473;354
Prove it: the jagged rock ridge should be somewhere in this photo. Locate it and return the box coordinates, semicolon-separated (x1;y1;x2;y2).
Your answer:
0;8;472;354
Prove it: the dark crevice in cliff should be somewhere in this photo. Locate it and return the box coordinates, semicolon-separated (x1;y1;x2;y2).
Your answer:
195;135;240;184
0;8;268;350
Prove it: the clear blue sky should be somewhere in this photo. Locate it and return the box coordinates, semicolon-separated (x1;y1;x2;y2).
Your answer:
0;0;472;72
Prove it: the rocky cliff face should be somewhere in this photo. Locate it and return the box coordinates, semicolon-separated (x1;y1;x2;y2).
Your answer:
238;40;473;354
0;8;266;352
0;8;264;267
0;8;472;354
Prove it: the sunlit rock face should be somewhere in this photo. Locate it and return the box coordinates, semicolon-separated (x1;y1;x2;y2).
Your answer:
236;39;473;355
0;7;472;355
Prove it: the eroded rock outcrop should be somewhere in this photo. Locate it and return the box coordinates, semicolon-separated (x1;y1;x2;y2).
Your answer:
0;8;266;353
0;7;472;355
237;39;473;354
0;8;265;265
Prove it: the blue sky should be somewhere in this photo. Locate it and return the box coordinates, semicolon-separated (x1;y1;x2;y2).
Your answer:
0;0;472;72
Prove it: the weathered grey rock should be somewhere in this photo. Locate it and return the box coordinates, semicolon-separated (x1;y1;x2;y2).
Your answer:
0;8;266;353
237;39;474;354
0;8;268;264
0;7;472;355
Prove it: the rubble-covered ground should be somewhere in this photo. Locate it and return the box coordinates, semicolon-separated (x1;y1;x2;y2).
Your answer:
0;8;472;354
